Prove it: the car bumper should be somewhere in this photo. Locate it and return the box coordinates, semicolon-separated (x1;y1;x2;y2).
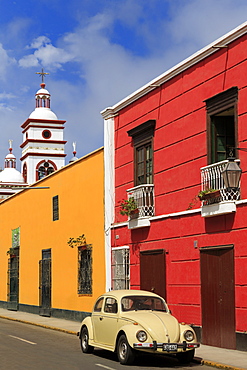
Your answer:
133;341;200;352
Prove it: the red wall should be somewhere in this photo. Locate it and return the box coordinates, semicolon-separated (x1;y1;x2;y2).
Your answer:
112;33;247;332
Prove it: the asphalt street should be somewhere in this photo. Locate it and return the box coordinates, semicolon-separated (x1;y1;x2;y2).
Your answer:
0;318;213;370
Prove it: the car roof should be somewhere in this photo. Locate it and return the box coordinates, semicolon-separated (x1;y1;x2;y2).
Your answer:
99;289;163;300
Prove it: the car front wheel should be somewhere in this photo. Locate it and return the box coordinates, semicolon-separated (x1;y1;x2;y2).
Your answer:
80;326;94;354
176;349;195;364
117;334;135;365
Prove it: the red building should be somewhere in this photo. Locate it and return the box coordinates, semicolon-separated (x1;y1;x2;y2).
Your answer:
102;22;247;351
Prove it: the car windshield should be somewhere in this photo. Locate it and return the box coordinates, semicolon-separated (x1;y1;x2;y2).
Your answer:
121;295;168;312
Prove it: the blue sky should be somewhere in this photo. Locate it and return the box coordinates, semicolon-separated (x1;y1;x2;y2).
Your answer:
0;0;247;168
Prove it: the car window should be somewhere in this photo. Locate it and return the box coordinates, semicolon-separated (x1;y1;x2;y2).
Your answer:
104;297;118;313
121;296;167;312
94;297;104;312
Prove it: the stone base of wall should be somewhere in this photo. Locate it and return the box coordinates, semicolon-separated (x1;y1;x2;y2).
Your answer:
0;300;90;322
236;331;247;351
192;325;247;352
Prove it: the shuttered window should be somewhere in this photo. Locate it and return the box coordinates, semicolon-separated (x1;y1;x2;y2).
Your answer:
136;142;153;185
128;120;155;186
205;87;238;164
52;195;59;221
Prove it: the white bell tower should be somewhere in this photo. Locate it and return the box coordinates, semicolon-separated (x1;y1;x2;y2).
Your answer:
20;69;66;184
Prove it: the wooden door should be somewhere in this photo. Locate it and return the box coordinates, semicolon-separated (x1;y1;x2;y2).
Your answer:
200;246;235;349
140;249;166;299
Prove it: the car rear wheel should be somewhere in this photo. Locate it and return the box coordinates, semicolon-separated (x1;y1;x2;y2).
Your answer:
117;334;135;365
176;349;195;364
80;326;94;354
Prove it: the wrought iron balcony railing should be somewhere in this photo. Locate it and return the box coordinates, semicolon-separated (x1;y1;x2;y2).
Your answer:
200;159;241;205
127;184;155;217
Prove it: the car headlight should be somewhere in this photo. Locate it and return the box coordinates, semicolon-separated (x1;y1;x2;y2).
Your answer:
184;330;195;342
136;330;147;342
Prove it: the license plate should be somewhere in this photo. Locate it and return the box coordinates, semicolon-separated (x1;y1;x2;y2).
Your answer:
163;344;178;351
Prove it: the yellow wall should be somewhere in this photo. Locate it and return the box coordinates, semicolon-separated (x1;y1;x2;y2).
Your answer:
0;148;105;313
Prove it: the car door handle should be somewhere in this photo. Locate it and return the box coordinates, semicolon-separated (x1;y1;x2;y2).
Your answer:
100;317;103;321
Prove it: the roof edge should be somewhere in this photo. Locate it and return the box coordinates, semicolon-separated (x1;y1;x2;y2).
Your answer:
101;21;247;119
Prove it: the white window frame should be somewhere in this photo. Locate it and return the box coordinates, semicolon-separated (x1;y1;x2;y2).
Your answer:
112;246;130;290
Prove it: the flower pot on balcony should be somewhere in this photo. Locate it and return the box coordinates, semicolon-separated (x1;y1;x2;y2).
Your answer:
120;197;139;217
129;208;139;219
198;189;221;201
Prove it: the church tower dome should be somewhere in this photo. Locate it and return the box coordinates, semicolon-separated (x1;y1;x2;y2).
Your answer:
0;140;24;183
20;69;66;184
29;80;58;120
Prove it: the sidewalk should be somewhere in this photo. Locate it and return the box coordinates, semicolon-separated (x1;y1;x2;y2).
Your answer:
0;308;246;369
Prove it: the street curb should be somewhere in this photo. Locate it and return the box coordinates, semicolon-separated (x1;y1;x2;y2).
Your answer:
193;357;246;370
0;315;77;336
202;360;246;370
1;315;245;370
203;360;245;370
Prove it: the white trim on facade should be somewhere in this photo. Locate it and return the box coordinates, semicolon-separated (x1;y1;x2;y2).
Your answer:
201;201;236;218
104;116;115;292
110;199;247;229
112;245;129;250
111;208;201;229
128;217;151;229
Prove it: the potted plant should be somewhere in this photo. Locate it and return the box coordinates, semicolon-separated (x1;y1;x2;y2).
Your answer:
198;188;221;201
120;197;139;217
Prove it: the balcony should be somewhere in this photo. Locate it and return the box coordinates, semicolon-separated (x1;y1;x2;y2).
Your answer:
200;159;241;217
127;184;154;229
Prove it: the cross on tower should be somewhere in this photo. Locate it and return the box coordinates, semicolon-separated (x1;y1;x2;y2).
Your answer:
36;68;49;83
9;139;13;149
8;139;13;153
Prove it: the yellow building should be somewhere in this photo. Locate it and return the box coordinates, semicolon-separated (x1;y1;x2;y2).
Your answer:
0;147;105;320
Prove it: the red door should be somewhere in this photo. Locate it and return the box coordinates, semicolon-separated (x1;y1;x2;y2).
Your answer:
140;249;166;299
200;246;236;349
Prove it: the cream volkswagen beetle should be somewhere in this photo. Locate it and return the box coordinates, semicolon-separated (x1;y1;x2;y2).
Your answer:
78;290;200;365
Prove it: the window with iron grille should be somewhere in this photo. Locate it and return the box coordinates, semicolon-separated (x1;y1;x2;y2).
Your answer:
112;247;129;290
78;245;92;294
127;120;155;186
52;195;59;221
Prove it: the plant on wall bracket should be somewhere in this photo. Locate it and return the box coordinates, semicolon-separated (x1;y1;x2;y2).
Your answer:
67;234;87;248
6;247;17;257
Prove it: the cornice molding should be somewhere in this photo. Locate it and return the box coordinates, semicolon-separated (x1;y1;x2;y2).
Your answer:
22;124;65;134
20;139;67;148
21;118;66;129
20;152;67;161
